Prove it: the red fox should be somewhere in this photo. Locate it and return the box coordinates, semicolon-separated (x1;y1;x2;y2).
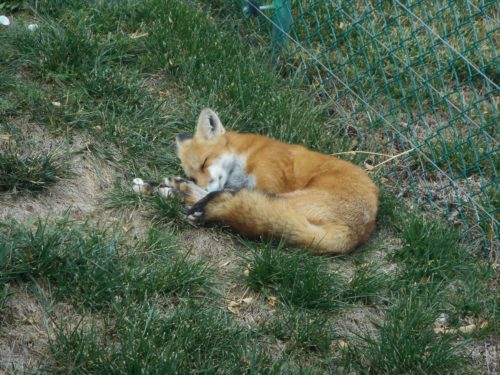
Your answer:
133;109;379;254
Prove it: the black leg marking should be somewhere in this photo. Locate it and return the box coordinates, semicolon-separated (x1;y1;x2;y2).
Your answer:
186;191;224;222
174;177;190;184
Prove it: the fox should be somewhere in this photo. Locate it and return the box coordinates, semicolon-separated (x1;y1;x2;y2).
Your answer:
133;108;379;254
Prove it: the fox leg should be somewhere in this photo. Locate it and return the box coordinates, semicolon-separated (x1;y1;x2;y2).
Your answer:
132;177;207;206
132;178;162;195
160;177;208;206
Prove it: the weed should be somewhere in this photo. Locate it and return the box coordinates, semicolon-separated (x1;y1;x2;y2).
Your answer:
0;220;213;309
0;147;70;194
341;263;389;305
264;308;334;354
343;291;466;374
49;303;281;373
240;240;346;311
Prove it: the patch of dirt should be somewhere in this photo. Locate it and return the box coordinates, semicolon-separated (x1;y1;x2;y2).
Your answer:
0;122;116;223
0;286;47;373
178;227;240;268
0;285;81;374
361;227;401;273
336;306;382;339
0;122;117;373
465;334;500;375
0;156;114;223
120;208;156;241
328;226;400;282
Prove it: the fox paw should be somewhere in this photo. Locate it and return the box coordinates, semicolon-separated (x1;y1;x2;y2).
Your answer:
132;178;158;195
162;176;207;206
186;190;232;223
133;176;209;208
164;177;192;194
186;192;216;223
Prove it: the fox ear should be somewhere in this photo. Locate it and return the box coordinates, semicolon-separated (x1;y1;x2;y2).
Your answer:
195;108;225;141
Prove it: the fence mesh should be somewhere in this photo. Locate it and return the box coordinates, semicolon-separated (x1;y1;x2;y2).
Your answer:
206;0;499;253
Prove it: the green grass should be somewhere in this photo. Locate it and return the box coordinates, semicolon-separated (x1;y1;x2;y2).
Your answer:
0;146;70;194
342;291;467;374
105;186;187;229
48;302;285;374
340;263;389;305
263;308;335;355
0;0;497;373
240;240;346;311
0;219;213;309
394;216;470;283
240;239;390;310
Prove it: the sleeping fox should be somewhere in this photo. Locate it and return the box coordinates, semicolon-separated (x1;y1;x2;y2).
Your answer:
133;108;379;254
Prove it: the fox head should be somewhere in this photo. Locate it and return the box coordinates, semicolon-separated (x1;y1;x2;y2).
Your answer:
176;108;241;192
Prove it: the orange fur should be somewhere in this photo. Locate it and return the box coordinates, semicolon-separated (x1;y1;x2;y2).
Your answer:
175;109;379;254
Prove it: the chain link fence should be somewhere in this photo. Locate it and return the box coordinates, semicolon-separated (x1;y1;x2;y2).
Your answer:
205;0;499;254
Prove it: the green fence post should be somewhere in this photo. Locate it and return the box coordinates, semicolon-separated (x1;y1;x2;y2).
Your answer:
271;0;292;55
242;0;292;59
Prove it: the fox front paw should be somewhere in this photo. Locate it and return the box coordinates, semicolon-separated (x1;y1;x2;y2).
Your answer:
163;176;207;206
132;178;157;195
186;190;232;224
157;185;184;198
132;176;209;207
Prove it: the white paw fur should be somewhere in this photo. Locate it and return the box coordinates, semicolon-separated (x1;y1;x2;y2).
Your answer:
158;186;174;198
132;178;149;194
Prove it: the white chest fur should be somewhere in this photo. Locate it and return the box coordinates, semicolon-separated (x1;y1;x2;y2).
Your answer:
206;153;256;192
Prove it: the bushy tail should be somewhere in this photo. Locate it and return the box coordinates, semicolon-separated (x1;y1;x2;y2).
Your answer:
191;189;359;254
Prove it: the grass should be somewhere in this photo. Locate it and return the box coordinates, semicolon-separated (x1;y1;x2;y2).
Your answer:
263;308;335;355
105;186;187;229
342;291;467;374
240;240;346;311
0;144;71;194
240;239;390;310
340;263;389;305
46;301;290;374
0;0;497;373
0;219;212;310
